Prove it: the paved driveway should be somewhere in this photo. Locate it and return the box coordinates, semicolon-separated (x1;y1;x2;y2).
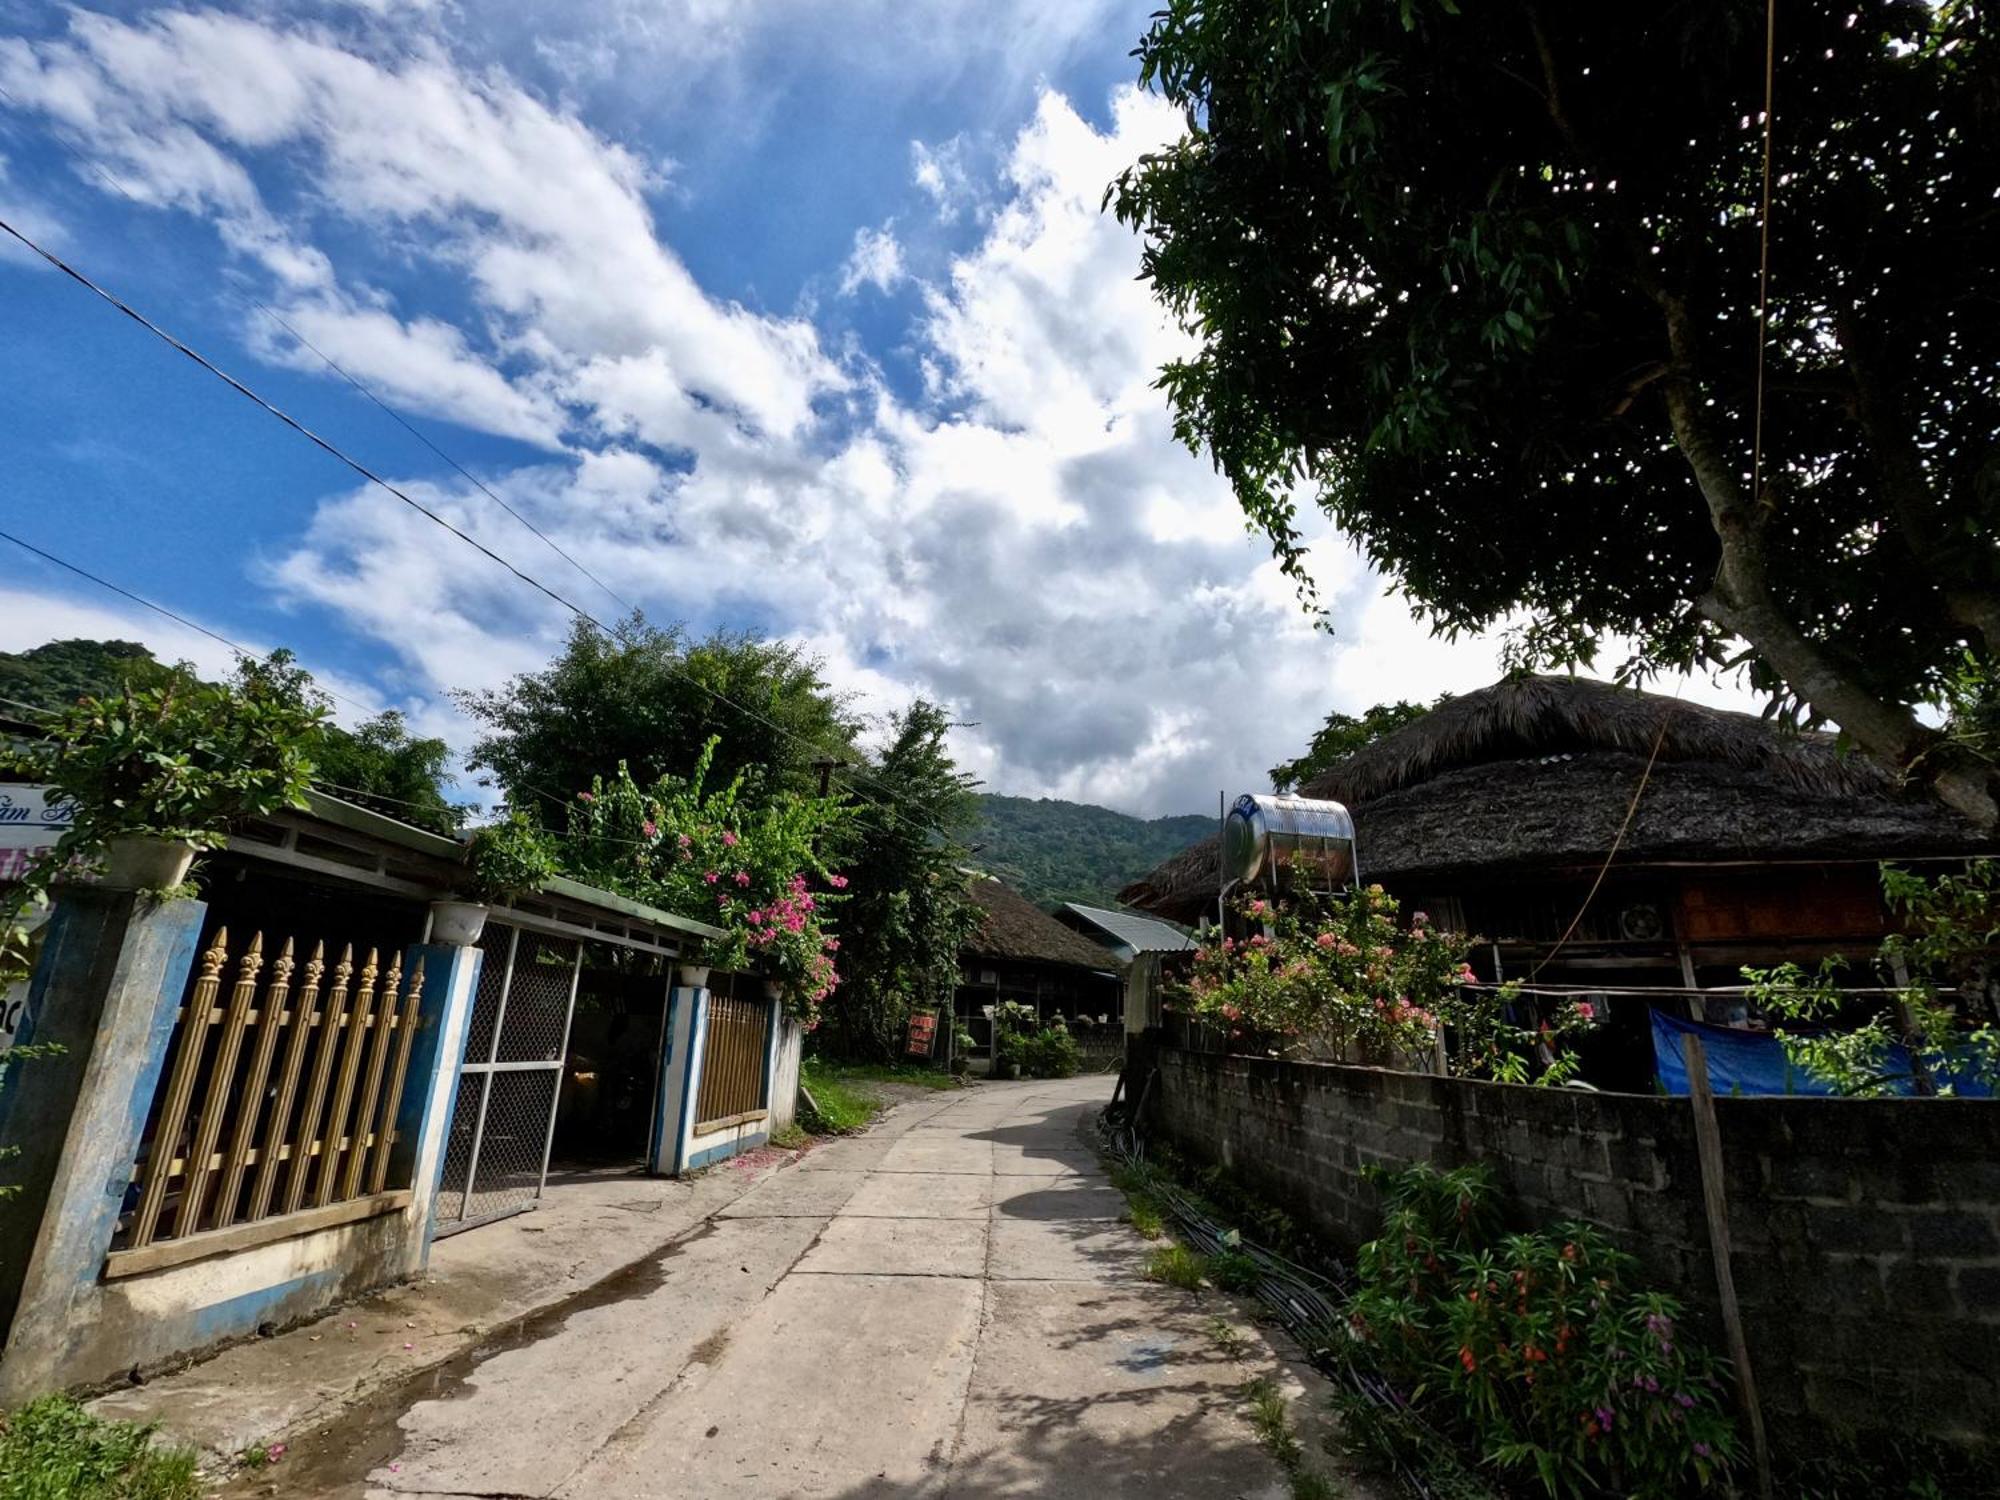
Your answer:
262;1077;1300;1499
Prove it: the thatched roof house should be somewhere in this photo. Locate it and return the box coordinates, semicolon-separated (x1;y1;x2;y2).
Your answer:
1121;676;1991;1005
964;876;1124;970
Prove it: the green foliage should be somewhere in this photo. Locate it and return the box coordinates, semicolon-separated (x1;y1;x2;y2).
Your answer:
1745;861;2000;1096
1145;1243;1209;1290
460;615;860;820
0;1395;200;1500
1111;1;2000;797
1346;1164;1738;1497
6;653;323;851
1210;1249;1262;1294
558;740;848;1024
1184;888;1592;1082
1125;1193;1166;1240
970;795;1212;910
0;639;163;714
1270;698;1441;793
317;710;465;834
798;1057;895;1134
1011;1024;1083;1079
819;702;981;1060
465;814;561;904
1;653;323;991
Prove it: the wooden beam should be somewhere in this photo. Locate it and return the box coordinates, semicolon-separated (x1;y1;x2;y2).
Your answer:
1681;1034;1774;1500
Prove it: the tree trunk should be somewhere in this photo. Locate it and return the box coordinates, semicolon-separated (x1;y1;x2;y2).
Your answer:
1648;291;1999;833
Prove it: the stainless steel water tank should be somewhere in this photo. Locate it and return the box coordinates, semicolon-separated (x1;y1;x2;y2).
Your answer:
1222;793;1358;893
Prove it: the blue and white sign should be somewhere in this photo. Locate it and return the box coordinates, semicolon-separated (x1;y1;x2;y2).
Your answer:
0;784;73;882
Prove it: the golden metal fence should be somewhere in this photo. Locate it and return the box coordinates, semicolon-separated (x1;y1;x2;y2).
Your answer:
111;926;425;1275
694;995;771;1129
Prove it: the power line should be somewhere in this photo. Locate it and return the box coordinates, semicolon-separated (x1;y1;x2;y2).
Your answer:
0;81;635;621
0;205;959;840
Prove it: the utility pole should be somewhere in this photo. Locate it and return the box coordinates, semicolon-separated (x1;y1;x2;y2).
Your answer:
811;757;845;798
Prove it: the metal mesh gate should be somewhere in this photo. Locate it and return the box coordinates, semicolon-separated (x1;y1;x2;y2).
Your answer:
434;924;582;1233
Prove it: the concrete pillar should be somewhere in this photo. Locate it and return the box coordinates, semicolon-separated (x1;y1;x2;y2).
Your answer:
648;981;709;1176
0;887;205;1403
398;940;484;1263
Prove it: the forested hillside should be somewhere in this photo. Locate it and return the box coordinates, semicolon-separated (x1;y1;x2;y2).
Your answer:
971;794;1211;911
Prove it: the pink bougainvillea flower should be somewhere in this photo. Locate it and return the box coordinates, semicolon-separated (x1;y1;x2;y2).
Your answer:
722;831;739;847
577;791;595;803
1575;1001;1596;1021
747;910;763;926
677;833;692;848
734;871;751;887
642;820;658;839
828;874;848;889
704;870;719;884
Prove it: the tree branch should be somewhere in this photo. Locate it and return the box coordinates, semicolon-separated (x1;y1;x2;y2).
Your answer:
1835;309;2000;655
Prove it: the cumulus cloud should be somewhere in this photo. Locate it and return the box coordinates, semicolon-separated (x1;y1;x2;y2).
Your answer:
6;9;1739;817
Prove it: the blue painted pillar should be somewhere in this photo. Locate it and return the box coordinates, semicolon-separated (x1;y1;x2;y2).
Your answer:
648;979;709;1176
395;940;484;1267
0;886;205;1404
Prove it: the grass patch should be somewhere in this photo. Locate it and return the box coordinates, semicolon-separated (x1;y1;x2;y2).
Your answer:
1208;1316;1251;1361
797;1058;953;1135
0;1395;201;1500
1125;1192;1165;1239
1144;1243;1210;1290
1243;1378;1345;1500
768;1122;809;1150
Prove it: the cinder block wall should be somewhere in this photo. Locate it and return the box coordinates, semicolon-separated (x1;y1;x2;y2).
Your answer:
1131;1035;2000;1461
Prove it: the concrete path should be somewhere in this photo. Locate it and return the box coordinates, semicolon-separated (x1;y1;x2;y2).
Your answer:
241;1077;1323;1500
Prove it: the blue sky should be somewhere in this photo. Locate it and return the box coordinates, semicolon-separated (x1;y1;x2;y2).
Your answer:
0;1;1757;815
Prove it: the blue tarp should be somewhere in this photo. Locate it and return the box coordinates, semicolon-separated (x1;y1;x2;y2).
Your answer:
1650;1007;1992;1097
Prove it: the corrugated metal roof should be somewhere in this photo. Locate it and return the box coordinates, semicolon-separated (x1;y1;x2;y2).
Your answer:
1060;902;1197;954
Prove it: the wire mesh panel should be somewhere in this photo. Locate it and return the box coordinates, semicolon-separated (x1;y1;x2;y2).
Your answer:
695;996;771;1125
432;924;581;1234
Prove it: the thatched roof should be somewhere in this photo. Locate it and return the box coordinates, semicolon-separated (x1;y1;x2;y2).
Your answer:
963;876;1125;970
1120;675;1992;923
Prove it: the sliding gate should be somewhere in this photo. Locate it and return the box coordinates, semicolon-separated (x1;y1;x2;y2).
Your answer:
433;923;582;1234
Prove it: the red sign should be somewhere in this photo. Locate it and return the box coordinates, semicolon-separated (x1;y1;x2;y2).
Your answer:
905;1009;938;1056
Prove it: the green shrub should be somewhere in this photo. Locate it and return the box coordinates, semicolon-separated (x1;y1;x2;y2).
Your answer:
0;1395;200;1500
1345;1163;1739;1498
1009;1025;1081;1078
1210;1249;1262;1294
1125;1193;1166;1239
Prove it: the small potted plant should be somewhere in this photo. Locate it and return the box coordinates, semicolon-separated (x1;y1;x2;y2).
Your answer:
452;813;559;943
4;655;322;894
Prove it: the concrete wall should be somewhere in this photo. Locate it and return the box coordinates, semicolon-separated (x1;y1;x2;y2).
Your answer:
0;899;481;1401
1130;1034;2000;1462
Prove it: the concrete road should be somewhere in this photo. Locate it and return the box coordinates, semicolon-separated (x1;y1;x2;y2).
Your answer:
254;1078;1314;1499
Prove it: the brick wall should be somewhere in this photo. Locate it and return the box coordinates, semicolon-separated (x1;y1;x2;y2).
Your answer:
1130;1035;2000;1460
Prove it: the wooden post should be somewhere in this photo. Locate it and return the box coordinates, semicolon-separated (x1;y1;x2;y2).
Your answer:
1681;1033;1774;1500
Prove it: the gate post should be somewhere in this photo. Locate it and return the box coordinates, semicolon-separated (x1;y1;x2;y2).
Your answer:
648;976;709;1176
399;937;485;1264
0;886;205;1405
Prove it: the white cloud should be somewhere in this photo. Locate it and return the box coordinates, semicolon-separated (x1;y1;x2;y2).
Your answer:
0;16;1773;818
838;223;905;297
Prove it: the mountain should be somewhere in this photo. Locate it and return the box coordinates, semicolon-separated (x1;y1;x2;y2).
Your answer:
970;794;1213;912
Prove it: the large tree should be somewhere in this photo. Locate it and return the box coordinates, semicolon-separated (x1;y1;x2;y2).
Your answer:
314;711;466;835
1270;697;1441;793
458;615;861;817
819;701;981;1060
1113;0;2000;826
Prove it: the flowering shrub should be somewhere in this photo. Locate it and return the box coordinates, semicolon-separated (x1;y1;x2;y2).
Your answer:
1183;885;1471;1063
560;738;849;1025
1181;885;1596;1081
1346;1163;1739;1498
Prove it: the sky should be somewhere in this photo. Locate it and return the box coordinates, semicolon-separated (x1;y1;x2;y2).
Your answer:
0;1;1761;818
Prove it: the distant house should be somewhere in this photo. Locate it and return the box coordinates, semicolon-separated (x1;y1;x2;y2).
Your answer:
1120;675;1995;1087
1053;902;1196;963
957;877;1124;1064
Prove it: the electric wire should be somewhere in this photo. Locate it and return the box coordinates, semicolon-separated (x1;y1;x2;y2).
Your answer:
0;210;960;846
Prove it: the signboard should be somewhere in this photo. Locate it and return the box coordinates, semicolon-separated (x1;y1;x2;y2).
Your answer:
1;785;69;1053
905;1009;938;1058
0;784;73;882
